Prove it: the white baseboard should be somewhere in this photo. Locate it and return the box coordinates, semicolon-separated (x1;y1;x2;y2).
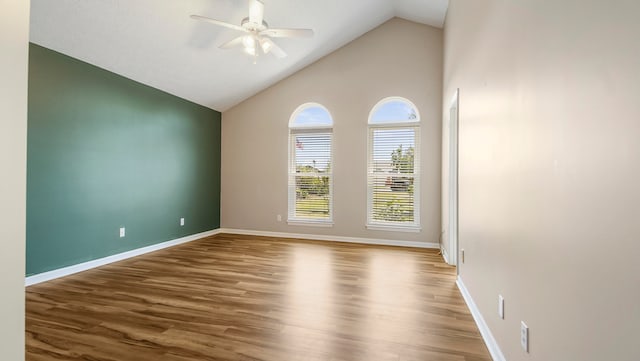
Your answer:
217;228;440;249
456;276;506;361
25;228;223;286
441;246;450;263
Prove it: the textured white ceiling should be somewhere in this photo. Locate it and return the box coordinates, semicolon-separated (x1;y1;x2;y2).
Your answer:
30;0;449;111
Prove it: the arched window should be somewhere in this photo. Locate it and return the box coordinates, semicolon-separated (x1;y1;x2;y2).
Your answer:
367;97;421;231
288;103;333;225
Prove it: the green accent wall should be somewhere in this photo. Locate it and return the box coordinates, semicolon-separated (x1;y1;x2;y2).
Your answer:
27;43;221;276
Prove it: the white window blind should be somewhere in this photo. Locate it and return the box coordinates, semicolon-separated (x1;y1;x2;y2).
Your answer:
288;104;333;225
367;97;420;231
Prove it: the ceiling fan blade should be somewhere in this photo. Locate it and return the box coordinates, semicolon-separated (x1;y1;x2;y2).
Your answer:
260;28;314;38
190;15;248;33
249;0;265;25
219;36;245;49
262;38;287;58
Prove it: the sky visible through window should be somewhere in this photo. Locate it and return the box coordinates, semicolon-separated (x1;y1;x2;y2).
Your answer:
291;106;332;128
370;100;418;124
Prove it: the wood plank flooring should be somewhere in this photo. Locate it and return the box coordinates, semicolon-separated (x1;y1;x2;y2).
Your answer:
26;234;491;361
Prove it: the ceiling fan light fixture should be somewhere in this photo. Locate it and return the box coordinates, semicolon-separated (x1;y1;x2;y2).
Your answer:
260;38;273;54
242;35;256;49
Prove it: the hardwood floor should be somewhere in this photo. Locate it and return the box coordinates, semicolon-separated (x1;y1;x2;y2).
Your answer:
26;234;491;361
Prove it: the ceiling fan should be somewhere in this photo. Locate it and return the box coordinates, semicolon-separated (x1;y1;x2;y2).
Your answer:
191;0;314;62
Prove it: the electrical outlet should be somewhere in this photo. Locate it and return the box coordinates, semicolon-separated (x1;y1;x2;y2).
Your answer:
498;295;504;319
521;321;529;352
119;227;125;238
276;214;282;222
461;249;465;263
180;217;185;226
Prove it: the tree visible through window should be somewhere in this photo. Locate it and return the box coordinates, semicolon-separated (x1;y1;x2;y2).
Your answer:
288;104;333;224
367;97;421;230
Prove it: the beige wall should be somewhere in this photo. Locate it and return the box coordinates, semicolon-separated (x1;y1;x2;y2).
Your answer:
0;0;29;359
222;18;443;244
443;1;639;360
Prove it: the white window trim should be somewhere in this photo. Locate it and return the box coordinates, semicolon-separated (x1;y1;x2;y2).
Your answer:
288;103;334;226
368;122;419;129
366;97;421;230
287;219;335;227
366;223;422;232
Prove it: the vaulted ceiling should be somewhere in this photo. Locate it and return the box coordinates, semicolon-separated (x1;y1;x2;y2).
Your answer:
30;0;448;111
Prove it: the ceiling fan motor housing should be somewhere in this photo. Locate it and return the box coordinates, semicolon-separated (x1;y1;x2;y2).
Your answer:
241;17;268;32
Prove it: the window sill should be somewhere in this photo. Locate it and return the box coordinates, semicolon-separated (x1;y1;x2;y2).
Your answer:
287;219;334;228
366;223;421;233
